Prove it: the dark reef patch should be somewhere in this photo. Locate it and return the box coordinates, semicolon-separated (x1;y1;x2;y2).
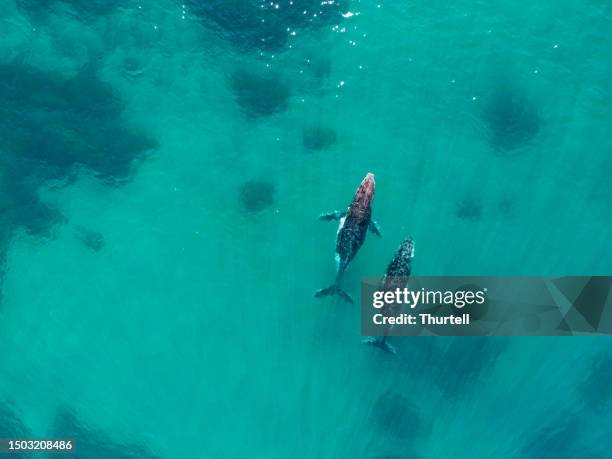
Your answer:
484;86;540;152
580;355;612;413
371;392;422;440
0;403;33;458
230;69;290;118
302;126;337;151
75;226;105;252
0;165;64;237
52;410;161;459
0;62;155;182
0;61;155;299
239;180;276;212
187;0;345;52
455;198;482;221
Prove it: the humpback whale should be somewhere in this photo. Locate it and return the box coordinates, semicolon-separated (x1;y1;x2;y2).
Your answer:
363;237;415;354
315;173;381;303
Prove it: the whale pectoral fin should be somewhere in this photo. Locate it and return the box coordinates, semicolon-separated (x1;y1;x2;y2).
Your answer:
369;220;382;237
319;211;345;222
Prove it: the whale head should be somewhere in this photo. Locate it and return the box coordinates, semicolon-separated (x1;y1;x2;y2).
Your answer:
353;172;375;210
399;237;415;259
383;236;415;287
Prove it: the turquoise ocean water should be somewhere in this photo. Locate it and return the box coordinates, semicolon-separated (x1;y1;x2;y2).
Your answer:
0;1;611;457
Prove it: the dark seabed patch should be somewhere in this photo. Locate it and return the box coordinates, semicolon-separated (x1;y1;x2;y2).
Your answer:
302;126;337;151
496;197;515;217
0;403;33;458
230;69;290;118
239;180;276;212
74;226;105;252
433;338;507;398
521;413;603;459
484;86;540;152
390;338;505;399
187;0;345;52
51;410;161;459
580;355;612;413
371;391;422;440
455;198;482;221
306;56;332;80
0;61;155;299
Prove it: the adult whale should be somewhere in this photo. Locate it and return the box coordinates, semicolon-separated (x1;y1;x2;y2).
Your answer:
315;173;381;303
363;237;415;354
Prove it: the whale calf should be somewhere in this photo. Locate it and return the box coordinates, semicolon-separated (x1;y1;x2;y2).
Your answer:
315;173;381;303
363;237;415;354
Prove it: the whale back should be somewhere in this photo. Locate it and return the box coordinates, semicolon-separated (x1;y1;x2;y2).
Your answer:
333;173;377;277
382;238;414;291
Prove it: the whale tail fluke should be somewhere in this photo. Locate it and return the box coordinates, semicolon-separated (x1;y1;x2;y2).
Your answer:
362;336;397;355
315;284;353;303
